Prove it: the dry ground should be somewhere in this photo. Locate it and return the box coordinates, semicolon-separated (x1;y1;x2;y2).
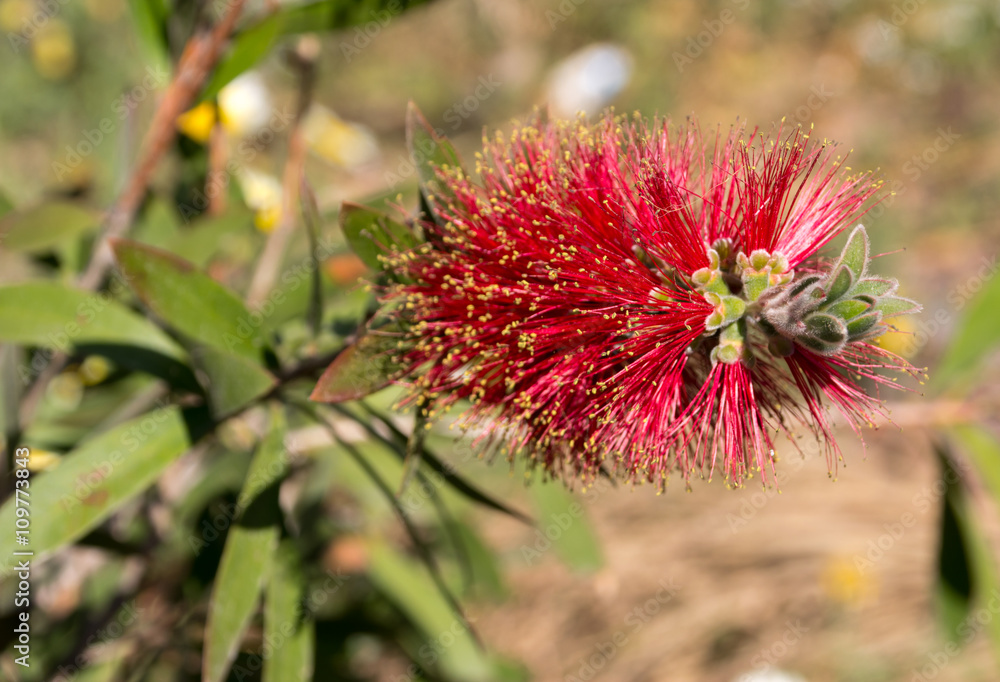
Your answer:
470;426;998;682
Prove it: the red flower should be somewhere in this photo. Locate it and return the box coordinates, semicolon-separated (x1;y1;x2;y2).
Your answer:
381;114;920;488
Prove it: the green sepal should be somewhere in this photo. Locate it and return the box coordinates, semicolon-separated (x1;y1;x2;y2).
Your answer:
853;277;897;298
874;296;921;318
846;311;883;340
834;224;870;280
824;298;870;321
741;270;771;302
825;266;854;304
804;313;847;345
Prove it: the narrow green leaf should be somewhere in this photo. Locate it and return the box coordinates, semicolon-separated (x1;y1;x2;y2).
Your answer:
936;265;1000;389
451;521;507;601
126;0;170;74
191;344;276;419
301;180;325;337
355;404;534;526
204;408;287;682
264;543;315;682
75;342;202;394
0;281;184;360
0;202;100;253
340;202;418;271
529;481;603;573
0;407;190;574
203;0;432;100
931;440;1000;652
0;190;14;218
367;540;492;682
407;101;464;221
310;326;404;403
112;239;266;362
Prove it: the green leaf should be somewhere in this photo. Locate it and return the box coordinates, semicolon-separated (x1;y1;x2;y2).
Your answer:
310;326;404;403
264;543;315;682
204;0;432;100
201;18;284;102
191;344;276;419
936;455;973;644
112;239;266;362
0;281;184;360
126;0;170;74
407;101;463;220
367;540;492;682
348;404;533;525
451;521;507;601
0;202;100;253
0;407;190;574
931;440;1000;653
834;224;869;280
529;481;603;573
204;408;287;682
340;202;418;271
75;342;202;394
936;266;1000;389
0;190;14;218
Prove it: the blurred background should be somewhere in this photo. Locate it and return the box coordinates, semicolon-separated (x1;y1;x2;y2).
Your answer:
1;0;1000;681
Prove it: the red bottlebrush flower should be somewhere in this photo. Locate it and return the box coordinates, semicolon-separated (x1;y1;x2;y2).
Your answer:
368;113;921;489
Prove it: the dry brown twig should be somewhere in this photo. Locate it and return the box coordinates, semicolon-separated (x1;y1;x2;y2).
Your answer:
245;36;321;310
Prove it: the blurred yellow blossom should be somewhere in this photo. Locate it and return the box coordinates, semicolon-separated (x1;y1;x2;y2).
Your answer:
176;102;217;144
32;19;76;81
237;168;283;233
302;104;379;169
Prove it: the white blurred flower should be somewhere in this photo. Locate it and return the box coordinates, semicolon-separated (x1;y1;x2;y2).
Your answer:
546;43;633;117
302;104;379;169
237;168;283;232
219;72;274;138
